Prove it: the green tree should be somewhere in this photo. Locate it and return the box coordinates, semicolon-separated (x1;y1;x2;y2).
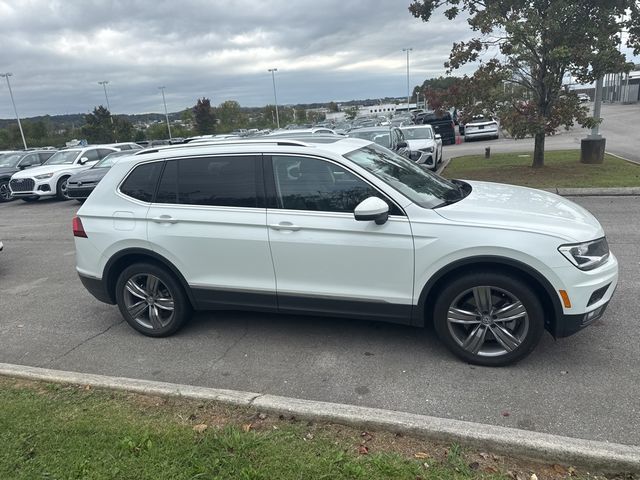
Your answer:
216;100;247;132
192;97;216;135
81;105;114;143
344;106;358;121
114;117;134;142
327;101;339;113
410;0;640;167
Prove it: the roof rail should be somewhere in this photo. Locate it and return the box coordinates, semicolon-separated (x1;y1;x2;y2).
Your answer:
136;138;312;155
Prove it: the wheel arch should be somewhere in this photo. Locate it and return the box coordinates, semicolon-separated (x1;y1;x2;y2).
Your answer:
102;248;197;308
413;256;562;336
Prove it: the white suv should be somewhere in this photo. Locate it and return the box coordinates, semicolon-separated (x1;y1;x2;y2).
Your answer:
10;146;118;201
74;137;618;366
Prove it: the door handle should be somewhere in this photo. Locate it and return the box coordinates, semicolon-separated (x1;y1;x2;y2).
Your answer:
151;215;178;224
269;222;300;231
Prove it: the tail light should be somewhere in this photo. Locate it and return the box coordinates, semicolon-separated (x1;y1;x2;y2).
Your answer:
73;216;87;238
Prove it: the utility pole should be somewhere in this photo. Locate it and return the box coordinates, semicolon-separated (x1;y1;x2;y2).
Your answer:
98;80;111;111
159;86;172;140
402;48;413;112
0;73;27;149
268;68;280;129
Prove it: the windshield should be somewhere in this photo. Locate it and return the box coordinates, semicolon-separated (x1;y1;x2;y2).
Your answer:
0;153;22;168
93;151;131;168
45;150;80;165
401;127;433;140
349;130;391;148
344;143;461;209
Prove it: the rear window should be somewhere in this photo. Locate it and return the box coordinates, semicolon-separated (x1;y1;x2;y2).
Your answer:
155;156;259;207
120;162;163;202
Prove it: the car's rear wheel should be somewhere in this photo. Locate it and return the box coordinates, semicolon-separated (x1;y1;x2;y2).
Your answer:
115;263;192;337
56;176;71;200
433;271;544;366
0;180;12;202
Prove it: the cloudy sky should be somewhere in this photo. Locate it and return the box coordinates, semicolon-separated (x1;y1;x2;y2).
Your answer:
1;1;638;118
0;0;479;117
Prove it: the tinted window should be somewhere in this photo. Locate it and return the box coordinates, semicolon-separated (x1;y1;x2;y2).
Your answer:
272;155;398;214
156;156;258;207
82;149;100;162
120;162;163;202
19;153;40;167
98;149;117;158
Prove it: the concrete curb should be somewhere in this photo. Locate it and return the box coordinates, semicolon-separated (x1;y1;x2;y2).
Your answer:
1;362;638;473
544;187;640;196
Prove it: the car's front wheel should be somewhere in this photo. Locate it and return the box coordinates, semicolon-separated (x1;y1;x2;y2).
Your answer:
115;263;192;337
56;176;71;200
433;271;544;366
0;180;12;202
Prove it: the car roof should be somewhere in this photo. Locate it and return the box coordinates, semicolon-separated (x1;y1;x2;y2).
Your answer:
115;136;373;166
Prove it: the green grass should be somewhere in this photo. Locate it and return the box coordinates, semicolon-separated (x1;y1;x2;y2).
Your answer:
0;378;512;480
442;150;640;188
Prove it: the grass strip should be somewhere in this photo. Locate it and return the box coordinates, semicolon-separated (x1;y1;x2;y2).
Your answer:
442;150;640;188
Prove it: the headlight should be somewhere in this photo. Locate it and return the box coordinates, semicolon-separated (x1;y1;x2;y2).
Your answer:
558;237;609;270
420;146;434;153
35;172;54;179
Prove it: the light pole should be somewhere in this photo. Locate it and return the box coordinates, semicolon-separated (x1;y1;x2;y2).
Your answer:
158;86;172;140
98;80;111;111
0;73;27;149
268;68;280;129
402;48;413;112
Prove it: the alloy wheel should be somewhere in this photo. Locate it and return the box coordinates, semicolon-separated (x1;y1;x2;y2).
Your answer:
123;274;175;330
0;181;11;201
446;286;529;357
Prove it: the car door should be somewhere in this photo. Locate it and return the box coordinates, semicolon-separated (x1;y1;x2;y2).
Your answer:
266;154;414;323
146;155;277;310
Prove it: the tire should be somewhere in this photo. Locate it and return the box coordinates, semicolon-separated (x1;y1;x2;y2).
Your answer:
0;179;12;202
433;271;544;366
56;176;71;201
21;196;40;202
115;262;192;337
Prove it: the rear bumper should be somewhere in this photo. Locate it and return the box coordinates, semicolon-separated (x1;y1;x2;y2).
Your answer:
464;129;499;139
78;273;115;305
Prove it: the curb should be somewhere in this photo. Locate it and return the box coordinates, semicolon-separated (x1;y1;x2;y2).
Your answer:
545;187;640;196
1;362;638;473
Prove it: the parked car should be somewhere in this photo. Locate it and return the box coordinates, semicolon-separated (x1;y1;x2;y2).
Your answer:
268;128;337;137
66;150;136;201
577;93;590;103
463;116;500;141
348;126;410;158
400;125;443;170
74;136;618;366
0;150;55;202
9;146;118;201
415;111;456;145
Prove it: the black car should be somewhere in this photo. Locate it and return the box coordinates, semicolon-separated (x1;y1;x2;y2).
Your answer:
66;150;135;201
347;126;411;158
0;150;55;202
415;111;456;145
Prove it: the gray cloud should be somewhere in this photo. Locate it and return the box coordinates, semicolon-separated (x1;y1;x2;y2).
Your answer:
0;1;490;116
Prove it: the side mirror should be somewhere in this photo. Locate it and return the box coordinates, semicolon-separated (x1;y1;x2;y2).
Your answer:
354;197;389;225
397;141;408;149
435;134;442;139
18;164;27;170
79;157;89;165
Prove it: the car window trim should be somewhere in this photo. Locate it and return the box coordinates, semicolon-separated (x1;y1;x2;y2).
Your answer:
263;153;406;217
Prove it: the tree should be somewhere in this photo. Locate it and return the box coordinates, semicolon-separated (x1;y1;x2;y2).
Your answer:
192;97;217;135
410;1;640;167
344;106;358;120
81;105;114;143
327;101;339;113
216;100;247;132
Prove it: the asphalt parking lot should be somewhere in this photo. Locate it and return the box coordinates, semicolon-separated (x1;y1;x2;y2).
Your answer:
1;194;639;447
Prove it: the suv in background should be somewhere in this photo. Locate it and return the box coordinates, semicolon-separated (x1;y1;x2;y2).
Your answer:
74;137;618;366
415;111;456;145
347;126;410;158
400;125;443;170
10;146;118;201
0;150;55;202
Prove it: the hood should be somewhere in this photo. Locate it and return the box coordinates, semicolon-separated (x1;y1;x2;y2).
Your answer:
0;166;18;178
406;138;435;151
11;163;83;178
68;167;109;183
435;180;604;242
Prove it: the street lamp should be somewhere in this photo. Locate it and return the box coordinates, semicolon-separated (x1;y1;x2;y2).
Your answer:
0;73;28;149
268;68;280;129
402;48;413;112
98;80;111;111
158;86;172;140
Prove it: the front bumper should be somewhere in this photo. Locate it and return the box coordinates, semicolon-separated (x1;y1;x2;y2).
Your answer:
10;178;56;197
552;253;618;337
412;151;436;169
